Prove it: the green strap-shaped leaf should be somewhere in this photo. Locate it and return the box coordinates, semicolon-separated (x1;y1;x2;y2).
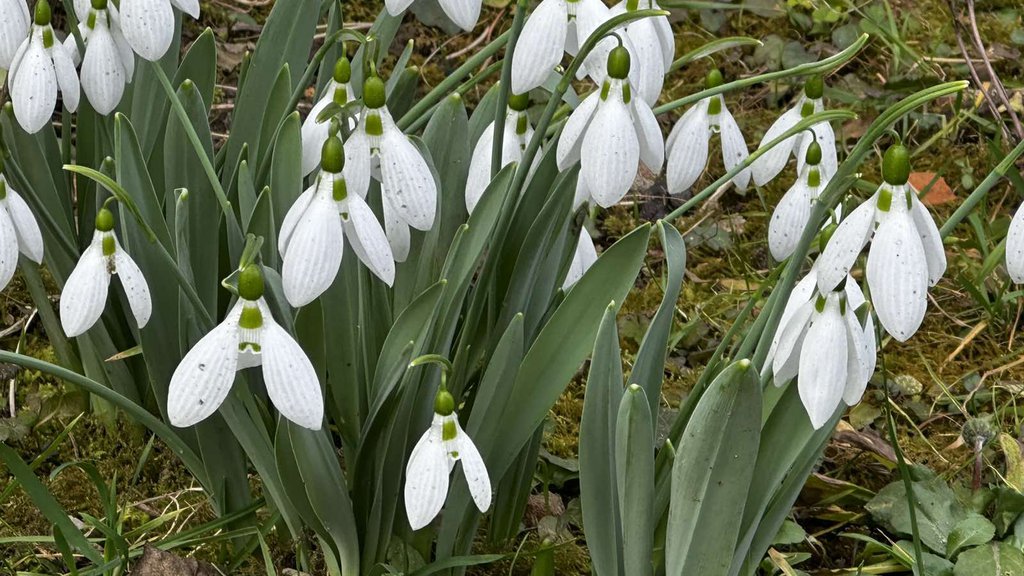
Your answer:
173;28;217;115
618;384;655;576
269;112;303;234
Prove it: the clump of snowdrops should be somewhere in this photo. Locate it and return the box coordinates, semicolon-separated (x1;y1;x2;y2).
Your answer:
2;0;1018;574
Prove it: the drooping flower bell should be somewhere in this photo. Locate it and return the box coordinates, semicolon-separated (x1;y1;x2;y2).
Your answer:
0;0;31;70
816;144;946;342
300;56;354;178
466;92;540;214
65;0;135;115
345;75;437;262
563;226;598;290
167;264;324;430
665;69;749;195
0;161;44;292
7;0;80;133
556;46;663;208
1006;202;1024;283
59;207;151;337
751;76;838;187
384;0;481;32
404;380;491;530
118;0;199;61
768;141;829;261
606;0;674;106
279;135;395;307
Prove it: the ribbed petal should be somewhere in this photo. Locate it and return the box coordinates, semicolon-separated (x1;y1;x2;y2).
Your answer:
772;301;813;385
768;174;813;261
383;195;411;262
0;207;19;291
816;195;876;293
798;301;847;429
5;189;44;263
386;0;416;16
910;192;946;286
404;418;450;530
279;185;316;256
581;90;639;208
438;0;481;31
796;121;838;180
624;18;665;106
651;8;674;69
120;0;175;61
378;120;437;231
866;210;928;342
631;98;664;173
109;22;135;82
343;125;372;199
750;103;802;187
455;421;491;513
168;0;200;18
281;190;344;307
511;0;567;95
572;175;590;211
0;0;30;69
465;123;495;214
860;314;877;386
64;23;87;65
300;93;333;177
60;236;111;337
845;275;865;311
1008;201;1024;283
718;103;750;190
343;194;396;286
11;38;57;133
556;91;599;170
73;0;90;19
113;245;152;329
261;313;324;430
842;308;870;406
665;101;710;194
562;227;598;290
81;22;125;115
51;40;80;113
574;0;614;81
167;301;242;427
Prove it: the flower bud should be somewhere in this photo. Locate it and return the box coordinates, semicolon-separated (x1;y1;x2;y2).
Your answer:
607;46;630;80
35;0;51;25
321;135;345;174
882;143;911;186
95;207;115;232
333;57;351;84
804;75;824;99
705;68;724;89
434;389;455;416
805;141;822;166
238;264;264;301
363;76;386;109
508;92;530;112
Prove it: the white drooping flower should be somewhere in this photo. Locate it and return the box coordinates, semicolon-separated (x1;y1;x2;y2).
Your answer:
768;141;829;262
345;76;437;262
6;0;80;133
65;0;135;115
665;69;749;195
384;0;481;32
405;388;490;530
167;264;324;430
563;225;598;290
816;144;946;342
0;0;30;70
1006;201;1024;283
59;207;151;338
279;136;395;307
118;0;198;61
556;46;663;208
751;76;838;187
606;0;674;106
301;57;354;178
466;93;540;214
0;172;44;292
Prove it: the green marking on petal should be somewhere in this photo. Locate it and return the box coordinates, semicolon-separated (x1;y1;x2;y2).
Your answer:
42;28;53;48
0;179;6;201
333;178;347;202
442;419;458;441
808;168;820;188
800;100;815;118
239;305;263;330
877;187;892;213
239;342;262;353
333;85;348;107
815;294;826;313
622;84;631;104
708;96;722;116
516;114;528;136
365;113;383;137
101;235;115;256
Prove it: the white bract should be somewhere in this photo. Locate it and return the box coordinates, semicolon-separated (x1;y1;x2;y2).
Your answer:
768;142;828;261
0;173;44;292
118;0;199;61
59;209;151;338
563;226;598;290
466;93;539;214
0;0;30;70
301;57;354;178
7;0;80;134
751;77;838;187
816;145;945;342
666;70;749;195
385;0;481;32
65;0;135;115
1007;201;1024;283
345;76;437;262
280;136;395;307
557;46;663;208
405;390;491;530
167;265;324;430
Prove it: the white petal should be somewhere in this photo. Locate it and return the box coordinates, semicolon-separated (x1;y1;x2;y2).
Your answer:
438;0;481;31
167;302;242;427
511;0;567;95
772;301;813;385
60;237;111;337
665;101;710;194
343;125;372;199
73;0;91;20
455;422;491;512
63;23;87;65
796;120;838;180
750;103;802;187
572;175;591;211
575;0;615;82
51;39;80;113
816;195;877;293
0;0;30;70
556;91;599;171
113;245;152;329
404;419;450;530
465;123;496;215
385;0;416;16
110;24;135;82
652;10;674;69
280;188;344;308
768;177;813;261
301;92;334;177
842;308;870;406
866;210;928;342
382;194;411;262
343;194;396;286
1008;201;1024;283
11;39;57;133
278;185;316;256
4;188;44;263
860;314;877;386
378;117;437;231
119;0;175;61
563;227;598;290
581;90;639;208
910;193;946;286
844;275;865;311
81;23;125;115
798;301;847;429
718;103;750;190
0;208;19;291
261;315;324;430
631;98;664;173
623;18;665;106
168;0;200;18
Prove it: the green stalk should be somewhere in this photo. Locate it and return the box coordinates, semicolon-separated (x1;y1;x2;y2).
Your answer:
939;137;1024;238
403;61;504;134
491;0;529;177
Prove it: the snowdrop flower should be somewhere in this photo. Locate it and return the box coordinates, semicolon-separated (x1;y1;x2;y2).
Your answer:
405;386;490;530
1006;202;1024;283
60;207;151;337
563;225;598;290
385;0;480;32
6;0;80;133
751;76;838;187
167;264;324;429
118;0;199;61
768;141;829;261
64;0;135;115
279;135;395;307
0;0;30;70
556;46;663;208
816;144;946;342
607;0;674;105
666;69;749;195
0;168;44;292
345;76;437;262
466;92;540;214
301;57;354;178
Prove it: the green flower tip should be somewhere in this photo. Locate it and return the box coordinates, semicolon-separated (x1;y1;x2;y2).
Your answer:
333;57;351;84
95;208;115;232
238;264;265;301
607;46;631;80
508;92;530;112
804;75;824;99
363;76;386;109
805;141;822;166
91;0;107;10
434;389;455;416
321;136;345;174
736;358;751;371
34;0;51;25
882;143;911;186
706;68;724;89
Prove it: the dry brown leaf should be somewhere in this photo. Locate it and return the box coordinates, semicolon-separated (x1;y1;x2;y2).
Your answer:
910;171;956;206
